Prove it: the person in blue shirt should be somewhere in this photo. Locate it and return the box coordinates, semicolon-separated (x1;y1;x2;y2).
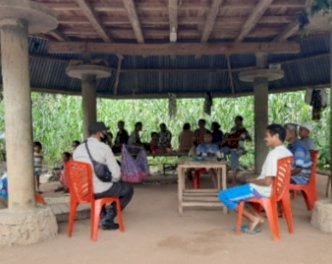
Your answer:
285;123;312;185
196;132;220;187
196;132;220;157
0;173;8;207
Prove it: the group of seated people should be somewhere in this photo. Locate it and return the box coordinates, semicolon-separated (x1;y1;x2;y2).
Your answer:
101;116;252;183
219;122;315;234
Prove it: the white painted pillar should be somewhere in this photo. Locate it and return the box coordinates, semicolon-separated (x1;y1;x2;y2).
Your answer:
0;19;35;210
81;74;97;138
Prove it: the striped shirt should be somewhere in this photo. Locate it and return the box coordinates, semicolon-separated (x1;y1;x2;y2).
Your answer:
288;140;312;183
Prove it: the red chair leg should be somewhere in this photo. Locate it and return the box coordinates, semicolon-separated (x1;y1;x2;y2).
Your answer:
115;199;125;232
281;197;294;234
264;202;280;241
236;201;245;235
91;201;103;241
68;201;78;237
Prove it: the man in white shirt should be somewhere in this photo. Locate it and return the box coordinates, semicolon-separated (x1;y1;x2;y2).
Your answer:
219;124;292;234
73;122;134;230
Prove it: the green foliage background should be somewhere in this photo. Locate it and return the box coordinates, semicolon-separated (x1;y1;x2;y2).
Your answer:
0;90;330;169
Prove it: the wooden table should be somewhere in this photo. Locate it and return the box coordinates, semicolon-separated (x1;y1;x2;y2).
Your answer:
177;158;228;214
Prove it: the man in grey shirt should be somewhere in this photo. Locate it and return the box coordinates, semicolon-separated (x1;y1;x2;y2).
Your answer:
73;122;134;230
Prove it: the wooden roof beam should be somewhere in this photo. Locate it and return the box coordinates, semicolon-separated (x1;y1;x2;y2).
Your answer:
75;0;111;42
274;0;313;41
122;0;144;43
236;0;274;42
201;0;224;42
48;42;301;56
168;0;178;42
48;30;68;41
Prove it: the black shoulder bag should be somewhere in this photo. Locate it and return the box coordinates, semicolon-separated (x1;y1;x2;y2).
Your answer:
85;141;112;182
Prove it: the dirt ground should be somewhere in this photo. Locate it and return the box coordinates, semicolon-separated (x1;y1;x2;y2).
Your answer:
1;174;332;264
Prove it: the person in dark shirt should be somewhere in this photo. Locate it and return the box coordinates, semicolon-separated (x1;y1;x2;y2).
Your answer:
113;120;129;153
211;121;224;145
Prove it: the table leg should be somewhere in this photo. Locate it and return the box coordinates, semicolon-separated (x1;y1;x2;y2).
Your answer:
222;165;228;214
178;167;184;214
217;168;221;190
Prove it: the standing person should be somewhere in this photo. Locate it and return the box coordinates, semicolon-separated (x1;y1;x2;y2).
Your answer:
221;115;251;184
211;121;224;145
33;141;43;193
178;123;194;153
299;123;316;150
158;123;172;152
128;122;143;146
194;119;210;146
219;124;292;233
284;123;312;185
55;152;72;193
73;122;134;230
113;120;129;153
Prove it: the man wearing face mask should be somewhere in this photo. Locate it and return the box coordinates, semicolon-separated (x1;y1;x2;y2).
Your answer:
73;122;134;230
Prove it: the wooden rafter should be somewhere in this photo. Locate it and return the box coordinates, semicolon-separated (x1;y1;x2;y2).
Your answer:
168;0;178;42
201;0;224;42
274;0;313;41
48;30;68;41
48;42;301;55
75;0;111;42
113;56;123;95
236;0;274;42
122;0;144;43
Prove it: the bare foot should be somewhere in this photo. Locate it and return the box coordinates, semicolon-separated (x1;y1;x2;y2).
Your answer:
249;217;264;232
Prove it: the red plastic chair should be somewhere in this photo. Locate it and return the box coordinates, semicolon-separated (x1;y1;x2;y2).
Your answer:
236;156;293;241
35;193;47;205
65;161;125;241
193;168;207;189
289;150;318;211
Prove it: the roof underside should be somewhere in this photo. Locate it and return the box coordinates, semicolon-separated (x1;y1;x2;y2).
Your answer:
0;0;331;98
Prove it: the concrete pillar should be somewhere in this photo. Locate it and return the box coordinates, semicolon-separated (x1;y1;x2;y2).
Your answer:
0;18;35;210
66;64;111;139
82;74;97;138
0;0;58;246
239;56;284;173
254;77;269;173
329;20;332;198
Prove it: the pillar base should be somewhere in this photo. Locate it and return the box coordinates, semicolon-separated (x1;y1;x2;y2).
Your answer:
311;199;332;233
0;207;58;246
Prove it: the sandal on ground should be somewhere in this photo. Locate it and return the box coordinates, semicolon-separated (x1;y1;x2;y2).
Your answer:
241;225;261;235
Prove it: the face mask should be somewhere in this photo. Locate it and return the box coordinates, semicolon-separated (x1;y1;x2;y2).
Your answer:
100;132;108;143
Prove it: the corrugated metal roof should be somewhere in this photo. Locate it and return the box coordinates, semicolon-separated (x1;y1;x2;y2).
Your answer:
0;35;330;98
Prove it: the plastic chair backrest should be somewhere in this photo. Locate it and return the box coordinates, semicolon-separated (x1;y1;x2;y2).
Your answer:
272;156;293;201
308;150;318;186
65;161;94;204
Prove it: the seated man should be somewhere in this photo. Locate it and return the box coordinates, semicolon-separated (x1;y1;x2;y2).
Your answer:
196;132;220;187
73;122;134;230
196;132;219;157
285;123;312;185
299;123;316;151
221;115;251;184
158;123;172;152
219;124;292;233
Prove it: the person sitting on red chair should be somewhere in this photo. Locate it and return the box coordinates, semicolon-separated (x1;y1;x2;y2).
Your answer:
219;124;292;234
73;122;134;230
